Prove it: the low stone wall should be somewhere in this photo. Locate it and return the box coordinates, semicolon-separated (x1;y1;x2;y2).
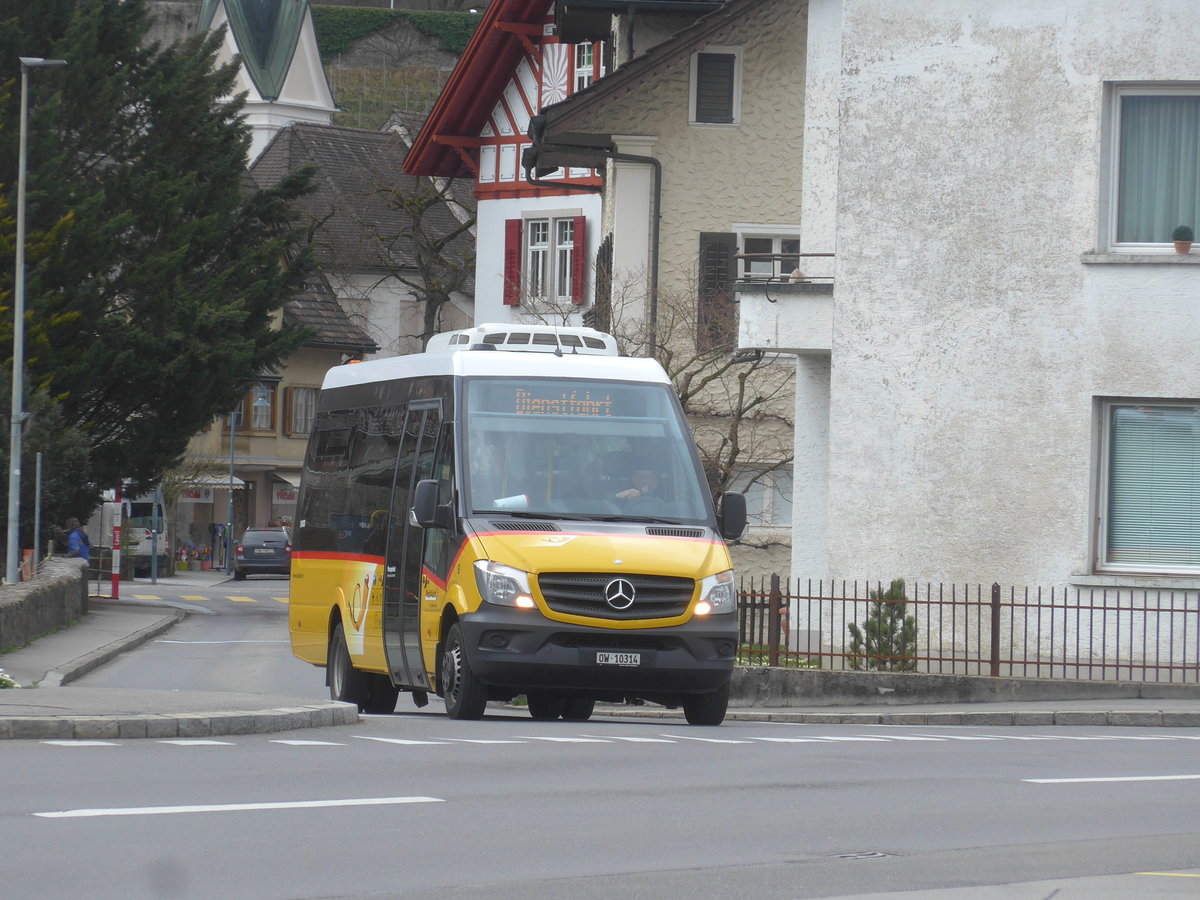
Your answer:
0;558;88;653
729;666;1200;707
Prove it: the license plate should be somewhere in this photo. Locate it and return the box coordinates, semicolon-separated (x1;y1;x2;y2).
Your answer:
254;548;274;555
596;651;641;667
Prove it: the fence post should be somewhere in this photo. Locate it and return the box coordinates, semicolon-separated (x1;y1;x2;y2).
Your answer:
990;582;1001;677
768;573;782;667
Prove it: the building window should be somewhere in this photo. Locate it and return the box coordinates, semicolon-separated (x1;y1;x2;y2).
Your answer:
285;386;318;436
574;43;596;92
527;219;550;298
690;47;741;125
228;382;277;433
1099;400;1200;573
504;213;587;305
698;231;737;351
732;466;794;528
741;235;801;281
1109;85;1200;249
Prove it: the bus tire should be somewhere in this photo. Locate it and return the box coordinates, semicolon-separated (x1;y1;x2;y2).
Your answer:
561;696;595;722
527;692;564;721
329;622;370;710
442;623;487;720
363;673;400;714
683;681;729;726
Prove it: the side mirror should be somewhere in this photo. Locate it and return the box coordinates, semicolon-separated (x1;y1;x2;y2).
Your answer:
412;479;440;528
716;491;747;541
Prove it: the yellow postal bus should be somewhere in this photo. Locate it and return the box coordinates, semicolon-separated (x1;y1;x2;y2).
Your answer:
289;324;746;724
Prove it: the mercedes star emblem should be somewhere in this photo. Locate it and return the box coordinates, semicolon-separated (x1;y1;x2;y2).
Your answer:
604;578;636;610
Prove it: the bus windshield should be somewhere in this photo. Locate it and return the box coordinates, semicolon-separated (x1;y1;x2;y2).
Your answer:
463;377;710;522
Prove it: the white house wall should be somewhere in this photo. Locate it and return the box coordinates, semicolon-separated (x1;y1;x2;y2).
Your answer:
474;193;602;324
820;0;1200;587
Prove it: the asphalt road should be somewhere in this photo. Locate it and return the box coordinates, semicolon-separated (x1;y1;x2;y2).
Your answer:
3;576;1199;899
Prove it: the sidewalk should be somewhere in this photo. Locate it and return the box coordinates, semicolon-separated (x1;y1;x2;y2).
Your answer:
0;568;356;740
2;572;1200;739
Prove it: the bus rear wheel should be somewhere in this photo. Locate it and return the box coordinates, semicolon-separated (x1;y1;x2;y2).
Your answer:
683;681;729;726
364;673;399;714
329;622;369;710
561;696;595;722
442;623;487;720
527;692;564;720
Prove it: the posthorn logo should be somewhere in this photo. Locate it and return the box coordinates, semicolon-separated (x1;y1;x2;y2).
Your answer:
604;578;636;610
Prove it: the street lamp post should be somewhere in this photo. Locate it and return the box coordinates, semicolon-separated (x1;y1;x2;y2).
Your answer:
7;56;67;584
227;406;238;575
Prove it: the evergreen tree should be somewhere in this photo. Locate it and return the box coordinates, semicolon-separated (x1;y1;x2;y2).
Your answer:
847;578;918;671
0;0;313;544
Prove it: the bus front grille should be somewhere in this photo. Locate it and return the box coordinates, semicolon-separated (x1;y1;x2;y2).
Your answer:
536;573;695;620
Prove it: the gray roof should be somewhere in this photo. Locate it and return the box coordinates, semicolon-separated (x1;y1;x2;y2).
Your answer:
284;274;378;354
251;122;476;284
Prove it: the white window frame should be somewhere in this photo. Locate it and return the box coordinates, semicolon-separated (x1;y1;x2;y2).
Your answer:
1096;398;1200;575
733;224;802;281
523;210;580;303
731;464;793;529
574;43;595;92
1104;83;1200;253
689;46;742;127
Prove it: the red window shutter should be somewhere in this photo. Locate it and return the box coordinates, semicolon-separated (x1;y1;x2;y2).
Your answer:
503;219;523;306
571;215;587;305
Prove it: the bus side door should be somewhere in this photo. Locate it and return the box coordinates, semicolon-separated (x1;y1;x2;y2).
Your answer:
382;402;440;690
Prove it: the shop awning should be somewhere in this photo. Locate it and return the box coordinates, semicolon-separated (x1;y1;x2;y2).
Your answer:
188;475;244;488
272;471;301;487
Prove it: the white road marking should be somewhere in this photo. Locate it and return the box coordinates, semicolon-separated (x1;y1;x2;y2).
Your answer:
1025;774;1200;784
920;734;1000;741
354;736;448;745
752;737;832;743
443;739;528;744
41;741;118;747
270;740;345;746
582;735;677;743
35;796;443;818
881;735;947;742
809;736;891;742
515;736;612;743
157;739;235;746
659;734;754;744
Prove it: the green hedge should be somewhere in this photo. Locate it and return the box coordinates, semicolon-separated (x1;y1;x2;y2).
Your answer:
311;7;482;61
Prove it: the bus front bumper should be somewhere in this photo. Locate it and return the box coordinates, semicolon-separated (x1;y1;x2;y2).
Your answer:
458;608;736;696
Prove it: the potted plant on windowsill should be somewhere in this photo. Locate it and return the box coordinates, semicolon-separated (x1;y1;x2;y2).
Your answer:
1172;224;1193;254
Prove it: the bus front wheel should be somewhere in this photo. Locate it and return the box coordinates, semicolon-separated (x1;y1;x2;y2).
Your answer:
683;681;729;726
329;622;369;710
442;624;487;720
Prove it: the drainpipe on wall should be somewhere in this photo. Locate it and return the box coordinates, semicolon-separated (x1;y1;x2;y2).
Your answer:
523;117;662;357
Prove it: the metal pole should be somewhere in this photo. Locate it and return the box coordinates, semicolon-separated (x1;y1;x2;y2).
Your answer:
32;451;41;577
227;409;236;574
150;484;161;584
7;57;66;584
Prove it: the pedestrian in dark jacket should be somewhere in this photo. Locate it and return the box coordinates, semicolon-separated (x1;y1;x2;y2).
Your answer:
65;517;90;563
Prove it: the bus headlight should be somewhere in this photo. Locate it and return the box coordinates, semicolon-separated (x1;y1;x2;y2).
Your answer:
695;570;736;615
474;560;536;608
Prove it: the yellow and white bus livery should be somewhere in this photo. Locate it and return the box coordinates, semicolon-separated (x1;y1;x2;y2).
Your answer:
288;324;746;725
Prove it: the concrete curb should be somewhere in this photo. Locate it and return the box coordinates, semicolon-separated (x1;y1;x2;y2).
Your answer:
607;707;1200;728
0;700;360;741
44;608;186;687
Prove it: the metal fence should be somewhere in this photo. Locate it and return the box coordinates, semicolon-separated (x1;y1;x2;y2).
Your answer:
737;575;1200;684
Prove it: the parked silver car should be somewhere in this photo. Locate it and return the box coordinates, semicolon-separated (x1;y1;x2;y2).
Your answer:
233;526;292;580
